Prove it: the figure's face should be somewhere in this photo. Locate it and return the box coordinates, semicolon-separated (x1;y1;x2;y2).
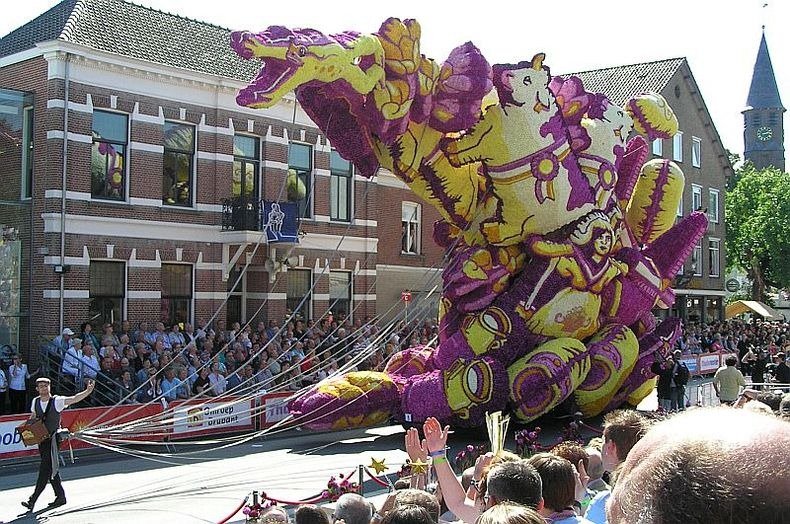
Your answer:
602;103;633;144
508;66;551;109
594;230;613;256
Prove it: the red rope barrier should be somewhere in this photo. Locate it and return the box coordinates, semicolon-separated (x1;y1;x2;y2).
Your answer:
259;468;360;506
362;466;390;487
217;494;249;524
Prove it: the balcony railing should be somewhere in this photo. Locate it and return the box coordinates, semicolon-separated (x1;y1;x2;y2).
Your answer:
221;196;263;232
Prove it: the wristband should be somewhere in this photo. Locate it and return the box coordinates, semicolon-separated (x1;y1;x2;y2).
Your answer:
432;455;448;465
428;449;446;458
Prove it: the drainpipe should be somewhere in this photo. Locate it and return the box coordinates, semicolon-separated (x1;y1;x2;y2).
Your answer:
59;52;71;333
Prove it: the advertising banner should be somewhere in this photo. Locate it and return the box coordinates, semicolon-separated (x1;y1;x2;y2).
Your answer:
681;357;698;374
0;414;34;458
259;392;292;428
170;397;255;439
699;354;722;374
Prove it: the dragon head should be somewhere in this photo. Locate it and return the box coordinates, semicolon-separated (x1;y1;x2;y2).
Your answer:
231;26;341;108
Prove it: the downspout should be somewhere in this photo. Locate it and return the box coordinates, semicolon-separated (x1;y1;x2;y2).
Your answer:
59;52;71;332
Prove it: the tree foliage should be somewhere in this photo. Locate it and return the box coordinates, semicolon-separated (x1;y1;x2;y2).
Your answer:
726;163;790;300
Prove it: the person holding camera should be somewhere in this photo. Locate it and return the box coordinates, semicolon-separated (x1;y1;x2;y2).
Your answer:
22;377;94;512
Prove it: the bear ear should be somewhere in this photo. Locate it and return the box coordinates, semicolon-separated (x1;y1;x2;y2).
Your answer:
531;53;545;70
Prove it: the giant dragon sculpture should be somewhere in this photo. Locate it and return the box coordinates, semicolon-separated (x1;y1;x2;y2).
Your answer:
230;19;707;429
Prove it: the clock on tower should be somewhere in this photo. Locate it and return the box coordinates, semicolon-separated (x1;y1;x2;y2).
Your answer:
756;126;773;142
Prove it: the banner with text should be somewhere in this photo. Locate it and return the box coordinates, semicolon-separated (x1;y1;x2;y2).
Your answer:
170;397;255;439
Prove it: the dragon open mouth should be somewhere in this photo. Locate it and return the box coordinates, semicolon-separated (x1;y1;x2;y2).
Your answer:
237;59;297;108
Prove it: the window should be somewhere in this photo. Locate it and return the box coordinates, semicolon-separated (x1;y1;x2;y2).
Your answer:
287;268;312;320
163;121;195;206
233;135;259;199
288;143;312;218
161;264;192;327
330;150;353;222
691;136;701;168
692;185;702;212
91;111;128;200
89;262;125;327
329;270;352;319
708;239;720;277
22;106;33;199
672;131;683;162
708;189;719;223
651;138;662;156
692;243;703;276
676;188;684;217
402;202;421;254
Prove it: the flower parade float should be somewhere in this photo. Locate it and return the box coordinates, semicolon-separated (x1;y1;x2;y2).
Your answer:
229;18;706;429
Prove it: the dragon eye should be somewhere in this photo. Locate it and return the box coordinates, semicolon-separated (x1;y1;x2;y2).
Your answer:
298;46;307;57
523;76;532;86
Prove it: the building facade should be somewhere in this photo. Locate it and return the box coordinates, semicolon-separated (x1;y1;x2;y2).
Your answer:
570;58;731;323
0;0;444;360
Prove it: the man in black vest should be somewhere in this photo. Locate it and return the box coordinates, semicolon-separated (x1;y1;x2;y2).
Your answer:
21;377;94;511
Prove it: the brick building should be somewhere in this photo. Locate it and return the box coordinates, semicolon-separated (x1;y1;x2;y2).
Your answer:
0;0;445;361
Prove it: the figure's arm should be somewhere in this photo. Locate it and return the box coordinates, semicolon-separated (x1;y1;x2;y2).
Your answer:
527;235;574;258
64;379;95;407
423;417;480;524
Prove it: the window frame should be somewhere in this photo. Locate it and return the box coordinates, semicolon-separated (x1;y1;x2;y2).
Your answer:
672;131;683;163
692;243;703;276
91;109;129;201
329;270;353;320
651;138;662;157
163;120;196;207
691;136;702;168
88;261;126;328
233;134;260;200
161;263;194;327
286;268;312;321
708;189;720;223
21;105;34;200
401;201;421;255
708;238;720;278
692;184;702;213
329;150;353;222
288;142;313;219
676;187;684;218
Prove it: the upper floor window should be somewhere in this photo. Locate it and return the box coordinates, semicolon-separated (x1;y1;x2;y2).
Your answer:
676;188;683;217
330;150;353;222
708;239;720;277
91;110;128;200
233;135;260;199
672;131;683;163
402;202;421;255
691;136;701;168
288;142;312;218
163;121;195;206
692;243;703;276
651;138;662;157
692;184;702;212
708;189;720;223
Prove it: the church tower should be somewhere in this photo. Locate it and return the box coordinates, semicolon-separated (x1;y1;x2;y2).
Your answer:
743;31;785;171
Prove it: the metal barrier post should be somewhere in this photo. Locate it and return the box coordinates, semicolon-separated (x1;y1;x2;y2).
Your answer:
358;464;364;496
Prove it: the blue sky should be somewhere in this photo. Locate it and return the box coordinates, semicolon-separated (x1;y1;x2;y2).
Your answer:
2;0;788;162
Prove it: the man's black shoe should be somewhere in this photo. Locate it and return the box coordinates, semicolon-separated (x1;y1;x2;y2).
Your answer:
21;500;34;511
47;497;67;508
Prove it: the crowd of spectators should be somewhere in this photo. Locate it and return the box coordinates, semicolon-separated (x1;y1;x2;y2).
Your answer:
677;318;790;385
0;314;440;414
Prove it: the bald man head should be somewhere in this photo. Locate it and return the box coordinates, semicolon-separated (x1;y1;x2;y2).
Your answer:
608;407;790;524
